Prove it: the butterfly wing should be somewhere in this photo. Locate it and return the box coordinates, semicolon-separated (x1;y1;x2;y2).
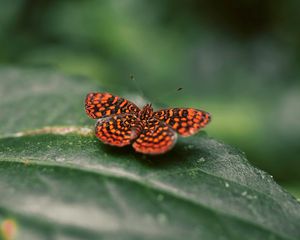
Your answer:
133;118;177;155
95;114;141;147
85;92;140;119
153;108;211;137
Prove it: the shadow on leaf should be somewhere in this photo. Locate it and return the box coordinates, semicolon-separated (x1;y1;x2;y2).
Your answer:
97;136;207;169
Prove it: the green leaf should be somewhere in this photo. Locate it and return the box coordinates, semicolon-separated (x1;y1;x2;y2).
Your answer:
0;67;95;136
0;67;299;240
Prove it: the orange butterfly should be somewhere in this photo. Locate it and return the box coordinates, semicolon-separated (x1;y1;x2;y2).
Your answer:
85;92;211;155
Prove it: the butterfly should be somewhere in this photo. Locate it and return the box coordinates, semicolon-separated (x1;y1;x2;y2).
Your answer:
85;92;211;155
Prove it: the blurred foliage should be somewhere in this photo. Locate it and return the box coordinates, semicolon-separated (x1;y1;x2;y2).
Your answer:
0;0;300;195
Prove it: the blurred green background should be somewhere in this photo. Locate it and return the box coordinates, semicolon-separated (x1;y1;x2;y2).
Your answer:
0;0;299;197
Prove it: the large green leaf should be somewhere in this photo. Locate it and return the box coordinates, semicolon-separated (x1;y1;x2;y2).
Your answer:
0;67;299;240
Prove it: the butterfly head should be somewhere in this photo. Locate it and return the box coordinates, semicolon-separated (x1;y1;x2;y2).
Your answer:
139;104;153;120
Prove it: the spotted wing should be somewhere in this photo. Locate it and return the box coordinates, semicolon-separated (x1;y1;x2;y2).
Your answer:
95;114;141;147
133;118;177;155
85;92;140;119
153;108;211;137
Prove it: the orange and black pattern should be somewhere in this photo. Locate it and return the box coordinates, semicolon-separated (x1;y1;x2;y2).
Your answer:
133;118;177;154
85;92;140;119
95;114;141;147
153;108;211;137
85;92;211;155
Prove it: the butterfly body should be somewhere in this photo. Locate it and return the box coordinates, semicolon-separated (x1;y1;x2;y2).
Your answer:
138;104;154;120
85;92;211;155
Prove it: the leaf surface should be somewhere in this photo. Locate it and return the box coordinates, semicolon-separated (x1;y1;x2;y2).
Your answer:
0;67;299;240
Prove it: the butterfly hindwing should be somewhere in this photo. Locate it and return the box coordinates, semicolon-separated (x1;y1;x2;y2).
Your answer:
153;108;211;136
85;92;140;119
133;118;177;154
95;114;141;147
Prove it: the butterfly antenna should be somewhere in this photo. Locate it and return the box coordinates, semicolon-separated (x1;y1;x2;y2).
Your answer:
130;74;147;99
153;87;184;108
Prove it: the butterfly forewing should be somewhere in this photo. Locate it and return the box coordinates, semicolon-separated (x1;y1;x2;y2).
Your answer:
153;108;211;136
85;92;140;119
133;118;177;154
95;114;141;147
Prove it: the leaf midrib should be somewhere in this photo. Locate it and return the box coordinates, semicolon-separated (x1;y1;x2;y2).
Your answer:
0;126;286;202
